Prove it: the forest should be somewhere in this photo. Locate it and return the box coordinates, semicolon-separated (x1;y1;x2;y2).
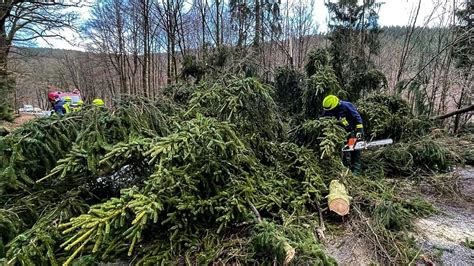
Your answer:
0;0;473;265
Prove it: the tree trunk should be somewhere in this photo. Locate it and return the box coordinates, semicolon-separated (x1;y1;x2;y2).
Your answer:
254;0;261;47
200;0;206;53
0;23;13;120
142;0;149;97
431;104;474;120
216;0;220;46
328;180;350;216
454;86;467;133
237;0;246;47
0;24;9;81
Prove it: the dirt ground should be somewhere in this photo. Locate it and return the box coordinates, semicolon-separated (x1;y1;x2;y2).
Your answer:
324;167;474;265
324;222;377;265
1;114;35;132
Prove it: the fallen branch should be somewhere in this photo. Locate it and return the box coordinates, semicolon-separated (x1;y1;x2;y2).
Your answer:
314;201;326;240
354;206;394;264
431;104;474;120
249;202;262;224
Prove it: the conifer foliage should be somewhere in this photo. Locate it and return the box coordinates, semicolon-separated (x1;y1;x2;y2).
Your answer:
0;71;461;265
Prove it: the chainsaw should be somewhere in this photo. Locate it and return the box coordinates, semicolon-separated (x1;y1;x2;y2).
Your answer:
342;137;393;152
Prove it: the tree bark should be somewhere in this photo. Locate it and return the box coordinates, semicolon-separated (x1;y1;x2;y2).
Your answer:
431;104;474;120
0;23;9;79
254;0;261;47
216;0;220;46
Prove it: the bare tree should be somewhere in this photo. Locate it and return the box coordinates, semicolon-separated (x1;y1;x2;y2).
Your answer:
0;1;78;118
0;1;78;73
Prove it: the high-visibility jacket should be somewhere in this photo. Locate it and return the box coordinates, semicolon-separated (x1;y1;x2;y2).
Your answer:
322;100;363;131
63;103;71;114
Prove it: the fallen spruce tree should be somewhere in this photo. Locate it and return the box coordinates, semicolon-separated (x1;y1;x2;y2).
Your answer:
0;76;462;265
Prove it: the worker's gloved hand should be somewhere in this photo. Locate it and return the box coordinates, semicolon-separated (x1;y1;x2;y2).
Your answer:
355;128;364;140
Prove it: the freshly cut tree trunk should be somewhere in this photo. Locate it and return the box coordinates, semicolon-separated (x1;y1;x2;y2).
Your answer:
327;180;351;216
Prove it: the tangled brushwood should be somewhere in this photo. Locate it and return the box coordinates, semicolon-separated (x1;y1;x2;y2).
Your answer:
0;75;464;265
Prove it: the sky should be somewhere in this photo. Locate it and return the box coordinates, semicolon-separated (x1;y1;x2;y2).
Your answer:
36;0;452;51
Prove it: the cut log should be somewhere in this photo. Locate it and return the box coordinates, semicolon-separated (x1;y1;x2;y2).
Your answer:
431;104;474;120
327;180;351;216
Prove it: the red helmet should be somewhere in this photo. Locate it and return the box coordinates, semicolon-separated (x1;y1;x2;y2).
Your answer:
48;91;61;102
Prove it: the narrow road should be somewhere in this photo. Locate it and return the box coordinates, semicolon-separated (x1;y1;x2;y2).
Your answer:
415;167;474;265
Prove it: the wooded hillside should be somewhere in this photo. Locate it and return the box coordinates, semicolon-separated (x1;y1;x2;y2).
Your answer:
10;23;473;130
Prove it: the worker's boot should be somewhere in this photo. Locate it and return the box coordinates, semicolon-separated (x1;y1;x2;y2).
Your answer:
351;150;362;176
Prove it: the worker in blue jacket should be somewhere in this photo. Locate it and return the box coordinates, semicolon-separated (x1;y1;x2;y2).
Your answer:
52;96;67;116
322;95;364;175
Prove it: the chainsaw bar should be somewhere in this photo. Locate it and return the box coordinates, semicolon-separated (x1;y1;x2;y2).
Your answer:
342;138;393;152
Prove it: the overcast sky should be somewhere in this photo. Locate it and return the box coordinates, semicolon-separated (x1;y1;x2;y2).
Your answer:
36;0;454;51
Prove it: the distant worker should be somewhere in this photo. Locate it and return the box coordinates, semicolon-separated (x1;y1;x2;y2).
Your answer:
72;100;83;112
63;96;72;114
48;92;66;116
92;98;105;108
322;95;364;175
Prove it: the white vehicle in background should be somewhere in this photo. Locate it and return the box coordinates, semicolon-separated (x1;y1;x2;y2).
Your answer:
19;105;49;117
18;88;83;118
19;105;34;113
37;111;53;117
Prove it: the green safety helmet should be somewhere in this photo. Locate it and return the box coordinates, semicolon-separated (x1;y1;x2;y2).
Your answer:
93;98;105;106
64;96;72;102
322;95;340;111
77;100;84;106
